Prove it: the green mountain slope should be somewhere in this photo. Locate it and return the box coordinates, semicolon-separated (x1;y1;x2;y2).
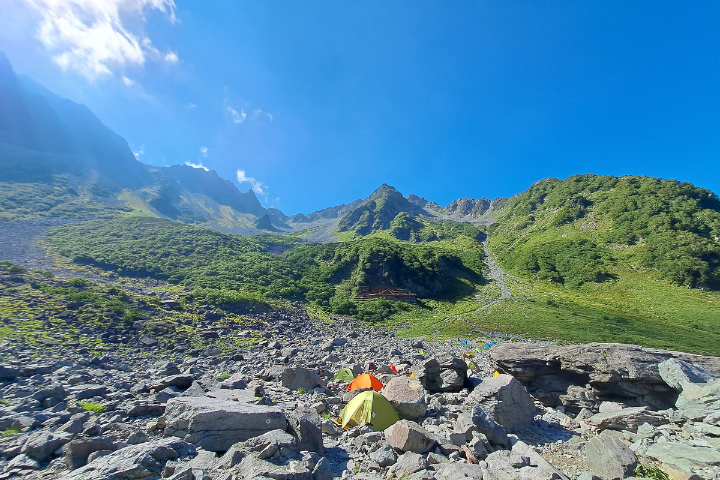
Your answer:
47;217;486;309
488;174;720;289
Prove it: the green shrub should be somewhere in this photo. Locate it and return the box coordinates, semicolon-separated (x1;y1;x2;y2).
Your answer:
0;261;27;274
355;299;407;323
1;429;20;438
635;464;669;480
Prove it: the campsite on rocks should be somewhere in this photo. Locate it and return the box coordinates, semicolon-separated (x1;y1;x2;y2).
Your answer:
2;3;720;479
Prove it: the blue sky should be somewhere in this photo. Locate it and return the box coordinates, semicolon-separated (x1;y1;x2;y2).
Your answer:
2;1;719;215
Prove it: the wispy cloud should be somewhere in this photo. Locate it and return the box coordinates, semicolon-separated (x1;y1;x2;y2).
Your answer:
132;145;144;159
184;146;210;170
185;162;208;171
122;76;135;86
253;108;273;121
237;169;267;198
188;103;196;109
22;0;178;81
228;107;246;124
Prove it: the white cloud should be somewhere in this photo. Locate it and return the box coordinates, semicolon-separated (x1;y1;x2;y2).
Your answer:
236;169;267;198
185;146;210;170
22;0;178;81
185;161;208;171
253;108;273;121
122;75;135;86
228;107;246;124
188;103;196;109
132;145;144;159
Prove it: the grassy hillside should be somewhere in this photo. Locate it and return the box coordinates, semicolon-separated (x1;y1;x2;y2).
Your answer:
0;176;131;220
488;174;720;289
48;217;487;319
439;174;720;355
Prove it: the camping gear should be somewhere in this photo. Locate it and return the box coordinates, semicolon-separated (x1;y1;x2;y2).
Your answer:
340;390;399;431
348;373;383;392
460;339;467;345
388;365;398;373
334;368;356;383
466;360;479;371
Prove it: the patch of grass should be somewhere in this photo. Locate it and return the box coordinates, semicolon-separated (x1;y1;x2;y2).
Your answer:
77;401;108;414
1;429;20;438
0;398;10;405
296;387;307;394
320;411;332;420
635;464;670;480
218;372;230;380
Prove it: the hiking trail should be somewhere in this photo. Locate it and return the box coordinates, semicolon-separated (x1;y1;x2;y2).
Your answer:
438;240;513;333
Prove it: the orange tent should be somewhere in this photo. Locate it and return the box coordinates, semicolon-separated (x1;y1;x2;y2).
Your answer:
348;373;383;392
388;365;398;373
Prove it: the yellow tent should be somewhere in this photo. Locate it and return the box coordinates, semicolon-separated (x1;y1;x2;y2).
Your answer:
340;391;399;431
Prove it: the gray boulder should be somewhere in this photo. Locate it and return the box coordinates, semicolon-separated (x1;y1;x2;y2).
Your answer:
220;372;248;390
163;396;287;452
65;437;120;469
466;374;536;433
482;440;569;480
644;441;720;471
152;374;195;391
490;342;720;412
237;455;313;480
454;405;509;448
381;376;427;419
585;434;638;480
69;384;110;400
287;406;324;454
32;384;66;403
585;406;668;432
59;437;196;480
435;462;485;480
391;452;429;477
385;420;437;453
658;358;714;392
242;429;296;452
21;431;71;462
411;355;468;393
0;365;18;381
281;367;321;392
370;442;397;467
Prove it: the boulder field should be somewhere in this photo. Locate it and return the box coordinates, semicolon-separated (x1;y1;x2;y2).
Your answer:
1;313;719;480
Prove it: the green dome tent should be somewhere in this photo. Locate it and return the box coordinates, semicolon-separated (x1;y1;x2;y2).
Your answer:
334;368;356;383
340;390;399;431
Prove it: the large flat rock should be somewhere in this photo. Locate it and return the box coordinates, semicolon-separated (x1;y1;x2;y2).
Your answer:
490;343;720;411
164;396;287;452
